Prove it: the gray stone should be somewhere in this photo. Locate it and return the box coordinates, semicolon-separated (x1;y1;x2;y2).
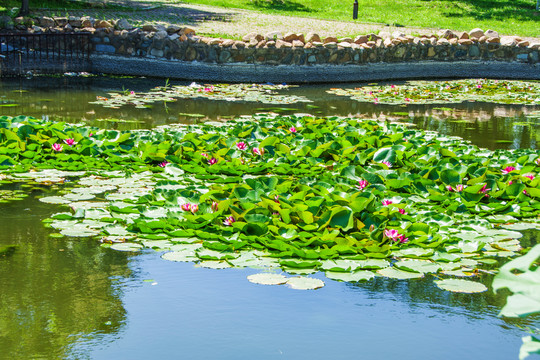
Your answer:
219;50;231;62
469;45;480;57
242;32;263;42
116;19;133;30
438;29;457;39
264;31;282;41
154;30;168;41
150;48;164;57
169;34;180;41
500;36;517;46
54;17;68;27
68;16;82;27
305;32;321;43
95;44;116;53
392;31;406;39
39;16;55;28
469;28;484;39
517;53;529;62
485;29;499;38
166;25;181;33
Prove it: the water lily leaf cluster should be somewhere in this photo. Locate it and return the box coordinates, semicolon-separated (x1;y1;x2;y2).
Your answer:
1;114;539;292
89;83;311;109
327;79;540;105
493;244;540;359
0;189;27;203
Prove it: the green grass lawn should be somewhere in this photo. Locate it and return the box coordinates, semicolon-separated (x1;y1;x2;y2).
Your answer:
1;0;538;37
180;0;539;37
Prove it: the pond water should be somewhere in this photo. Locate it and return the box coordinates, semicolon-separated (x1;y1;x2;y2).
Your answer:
0;76;538;360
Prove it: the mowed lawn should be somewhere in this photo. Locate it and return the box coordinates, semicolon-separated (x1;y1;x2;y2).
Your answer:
1;0;539;37
179;0;539;37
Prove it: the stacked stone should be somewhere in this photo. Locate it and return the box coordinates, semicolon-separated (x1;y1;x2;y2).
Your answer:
1;16;538;64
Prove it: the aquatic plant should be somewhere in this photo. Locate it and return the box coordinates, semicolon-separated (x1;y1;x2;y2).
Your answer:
327;79;540;105
1;114;539;292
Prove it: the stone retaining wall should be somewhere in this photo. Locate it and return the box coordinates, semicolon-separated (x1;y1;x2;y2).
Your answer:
1;15;539;82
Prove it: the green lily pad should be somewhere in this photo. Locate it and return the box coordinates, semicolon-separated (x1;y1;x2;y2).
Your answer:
161;251;198;262
286;276;325;290
247;273;288;285
110;242;144;252
325;270;375;282
377;267;424;279
434;279;488;293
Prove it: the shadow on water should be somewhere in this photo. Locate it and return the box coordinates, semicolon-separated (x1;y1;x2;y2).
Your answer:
0;76;538;150
0;76;539;358
0;188;135;359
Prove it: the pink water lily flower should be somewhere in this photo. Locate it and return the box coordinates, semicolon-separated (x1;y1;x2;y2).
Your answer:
524;174;535;180
382;199;393;206
158;161;169;167
398;208;407;215
52;143;63;152
201;153;208;158
236;142;247;150
479;184;490;195
208;157;217;165
289;126;297;133
446;185;454;192
211;201;219;212
252;147;264;156
63;138;76;146
357;180;369;191
181;203;192;212
190;204;199;213
380;161;392;168
274;195;279;203
455;184;464;192
384;229;406;243
502;166;516;174
223;216;235;226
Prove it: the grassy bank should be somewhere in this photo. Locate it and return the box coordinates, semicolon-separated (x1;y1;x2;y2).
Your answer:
1;0;539;38
182;0;539;37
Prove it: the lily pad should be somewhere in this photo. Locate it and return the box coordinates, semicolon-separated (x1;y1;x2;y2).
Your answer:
247;273;288;285
325;270;375;282
377;267;424;279
110;242;144;252
434;279;488;293
161;251;198;262
286;276;325;290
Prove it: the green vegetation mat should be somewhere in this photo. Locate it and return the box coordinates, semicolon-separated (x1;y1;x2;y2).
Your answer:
328;79;540;105
1;113;539;292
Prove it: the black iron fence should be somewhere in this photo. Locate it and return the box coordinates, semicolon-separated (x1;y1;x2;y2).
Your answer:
0;33;92;76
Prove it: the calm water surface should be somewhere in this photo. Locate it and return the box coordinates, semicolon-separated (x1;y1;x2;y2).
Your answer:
0;77;538;359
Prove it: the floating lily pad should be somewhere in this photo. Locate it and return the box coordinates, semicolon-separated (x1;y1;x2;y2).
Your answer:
247;273;288;285
39;196;72;204
325;270;375;282
286;276;325;290
110;242;144;252
161;251;198;262
196;260;232;269
394;260;441;273
377;267;424;279
434;279;488;293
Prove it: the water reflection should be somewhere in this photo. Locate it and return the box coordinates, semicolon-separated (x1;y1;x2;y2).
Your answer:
0;76;539;359
0;191;131;359
0;77;538;150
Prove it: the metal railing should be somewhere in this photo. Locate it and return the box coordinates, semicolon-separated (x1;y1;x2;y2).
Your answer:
0;33;92;76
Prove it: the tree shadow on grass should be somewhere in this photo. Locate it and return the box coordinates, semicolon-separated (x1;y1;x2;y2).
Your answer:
440;0;539;22
249;0;312;13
